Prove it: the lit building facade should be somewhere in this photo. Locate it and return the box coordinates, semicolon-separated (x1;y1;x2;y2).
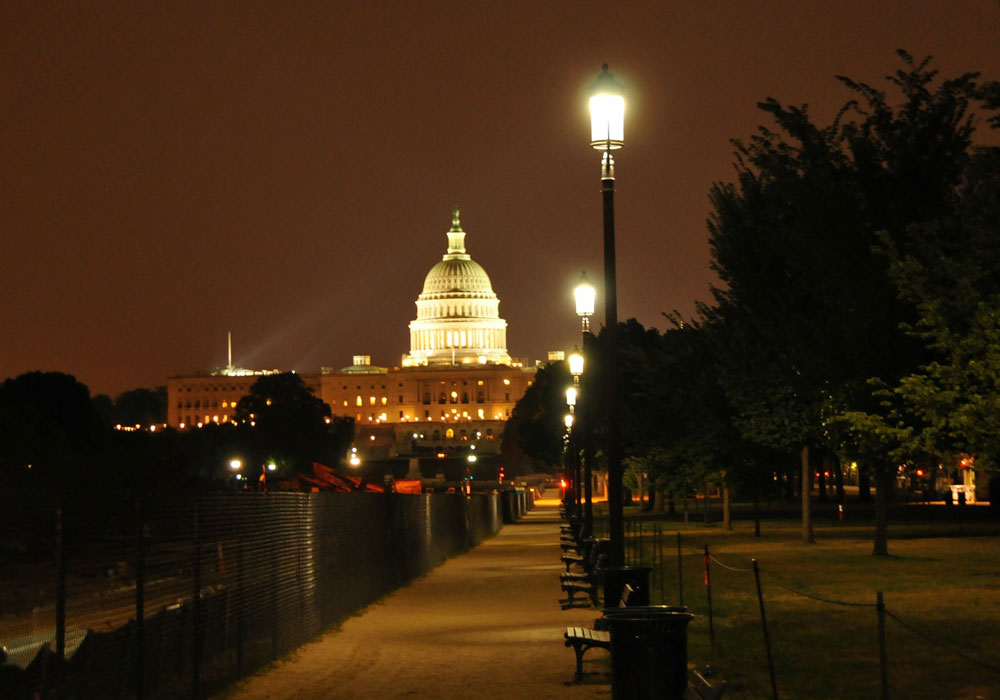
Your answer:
166;208;537;459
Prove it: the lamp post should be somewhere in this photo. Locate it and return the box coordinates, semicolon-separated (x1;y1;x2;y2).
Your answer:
589;63;626;571
574;273;596;537
564;383;581;520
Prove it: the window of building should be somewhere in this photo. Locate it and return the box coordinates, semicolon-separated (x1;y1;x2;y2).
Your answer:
446;428;454;439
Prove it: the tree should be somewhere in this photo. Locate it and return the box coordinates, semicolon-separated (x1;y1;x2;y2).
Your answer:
234;372;344;476
0;371;102;490
503;361;571;473
706;51;995;553
112;387;167;427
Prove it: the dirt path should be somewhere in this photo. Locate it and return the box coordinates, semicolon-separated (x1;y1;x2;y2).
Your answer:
216;502;610;700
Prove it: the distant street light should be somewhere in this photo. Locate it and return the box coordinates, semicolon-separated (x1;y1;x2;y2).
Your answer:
565;386;578;407
574;272;596;333
569;349;585;377
588;63;626;572
229;459;242;471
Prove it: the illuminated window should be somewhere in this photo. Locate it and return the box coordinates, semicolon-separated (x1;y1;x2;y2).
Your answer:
369;396;376;405
477;380;484;386
343;400;348;407
381;397;388;405
446;428;454;439
477;409;485;419
356;396;363;406
503;378;510;385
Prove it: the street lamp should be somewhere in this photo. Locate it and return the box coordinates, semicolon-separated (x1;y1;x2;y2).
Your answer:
588;63;626;573
565;348;586;521
574;272;596;333
568;348;585;377
565;386;578;408
573;273;596;537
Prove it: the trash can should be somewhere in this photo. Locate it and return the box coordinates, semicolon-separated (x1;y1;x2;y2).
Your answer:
596;605;688;631
603;566;652;608
605;607;694;700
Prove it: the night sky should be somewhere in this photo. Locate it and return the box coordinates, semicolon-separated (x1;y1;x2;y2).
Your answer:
3;1;999;397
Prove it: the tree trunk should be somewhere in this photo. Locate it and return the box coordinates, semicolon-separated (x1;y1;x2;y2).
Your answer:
683;498;689;524
859;471;872;502
723;483;732;530
667;497;675;516
652;489;664;513
833;455;845;503
801;445;815;544
872;466;892;556
753;494;761;537
703;479;711;523
817;454;830;502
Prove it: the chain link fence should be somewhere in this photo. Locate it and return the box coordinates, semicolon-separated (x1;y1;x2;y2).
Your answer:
0;489;503;700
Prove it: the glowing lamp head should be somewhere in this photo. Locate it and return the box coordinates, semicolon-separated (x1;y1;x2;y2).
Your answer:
229;459;242;471
564;413;574;429
565;386;578;407
266;462;277;472
574;274;596;317
568;350;584;377
589;63;625;150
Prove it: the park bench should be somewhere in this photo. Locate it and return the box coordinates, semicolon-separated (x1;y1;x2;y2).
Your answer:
560;553;606;608
560;536;607;573
563;584;634;680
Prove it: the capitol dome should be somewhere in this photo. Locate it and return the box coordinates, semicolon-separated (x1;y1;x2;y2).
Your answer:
403;208;511;367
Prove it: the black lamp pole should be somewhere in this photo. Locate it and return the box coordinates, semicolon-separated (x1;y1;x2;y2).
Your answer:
601;149;625;569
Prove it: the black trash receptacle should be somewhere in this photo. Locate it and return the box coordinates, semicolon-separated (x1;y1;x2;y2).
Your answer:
605;608;694;700
603;566;652;608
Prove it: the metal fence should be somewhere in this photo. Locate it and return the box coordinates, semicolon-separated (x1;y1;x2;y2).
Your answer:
0;489;503;700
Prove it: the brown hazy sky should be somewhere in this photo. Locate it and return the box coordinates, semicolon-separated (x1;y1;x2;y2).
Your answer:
3;1;999;397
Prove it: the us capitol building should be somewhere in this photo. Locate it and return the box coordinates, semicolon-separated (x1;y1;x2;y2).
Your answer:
167;208;539;460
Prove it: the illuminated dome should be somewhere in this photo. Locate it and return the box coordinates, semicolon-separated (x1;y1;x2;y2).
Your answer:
403;208;511;367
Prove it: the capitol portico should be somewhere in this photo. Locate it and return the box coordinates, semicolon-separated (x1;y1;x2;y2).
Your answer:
166;209;537;463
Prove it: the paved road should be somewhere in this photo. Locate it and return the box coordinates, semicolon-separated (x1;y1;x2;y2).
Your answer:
217;502;610;700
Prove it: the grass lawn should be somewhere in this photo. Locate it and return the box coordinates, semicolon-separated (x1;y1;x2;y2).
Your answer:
597;506;1000;699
